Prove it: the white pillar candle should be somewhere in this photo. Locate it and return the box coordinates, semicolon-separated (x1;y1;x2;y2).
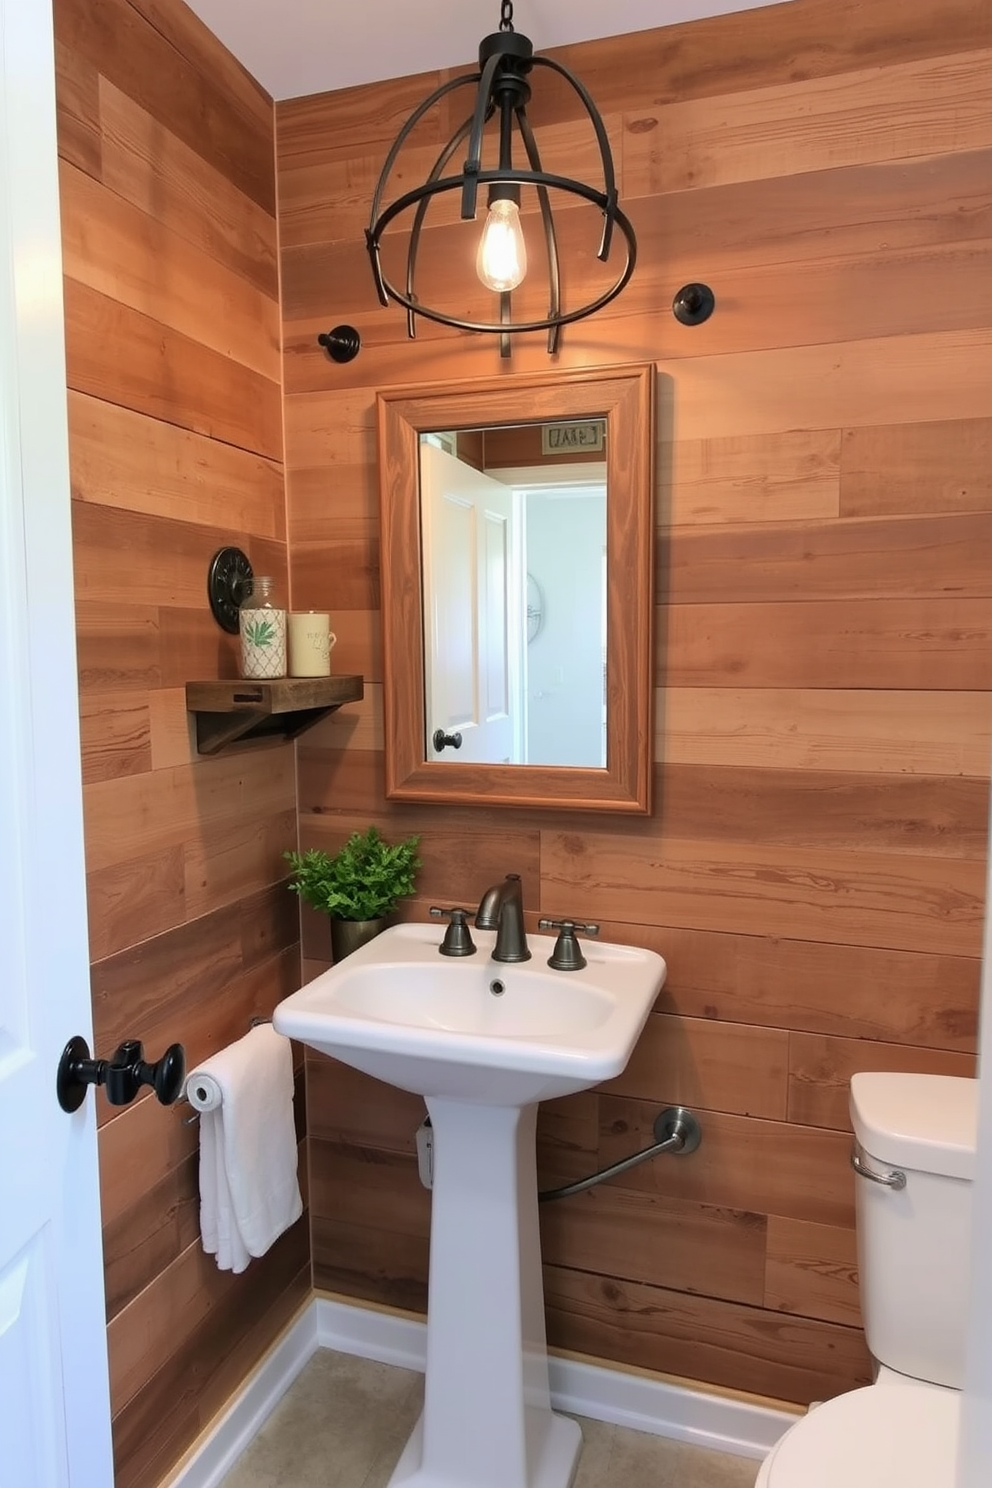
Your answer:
288;611;336;676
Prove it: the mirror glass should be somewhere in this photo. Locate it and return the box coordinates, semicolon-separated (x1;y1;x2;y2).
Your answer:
377;365;655;814
419;423;607;768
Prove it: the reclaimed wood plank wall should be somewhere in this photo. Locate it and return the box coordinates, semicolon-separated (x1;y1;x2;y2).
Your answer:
53;2;307;1484
277;0;992;1407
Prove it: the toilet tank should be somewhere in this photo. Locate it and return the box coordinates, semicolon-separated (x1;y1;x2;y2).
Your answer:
850;1072;977;1389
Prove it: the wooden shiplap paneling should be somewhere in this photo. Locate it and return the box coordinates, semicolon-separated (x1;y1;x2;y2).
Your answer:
54;3;299;1485
279;0;990;1410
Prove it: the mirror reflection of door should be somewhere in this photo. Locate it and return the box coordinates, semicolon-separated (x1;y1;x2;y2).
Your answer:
420;440;518;763
419;425;607;768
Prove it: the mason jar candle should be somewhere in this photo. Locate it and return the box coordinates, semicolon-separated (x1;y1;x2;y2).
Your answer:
238;576;287;679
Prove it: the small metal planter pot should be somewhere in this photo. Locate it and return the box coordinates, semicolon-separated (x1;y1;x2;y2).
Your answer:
329;916;392;963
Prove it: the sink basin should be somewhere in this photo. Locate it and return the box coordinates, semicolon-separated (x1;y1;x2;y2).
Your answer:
273;921;665;1105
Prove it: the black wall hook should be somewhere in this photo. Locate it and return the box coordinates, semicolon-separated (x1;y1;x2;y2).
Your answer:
317;325;361;362
672;283;715;325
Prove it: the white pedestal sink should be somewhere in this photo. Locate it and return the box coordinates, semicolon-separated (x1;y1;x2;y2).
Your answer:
274;923;666;1488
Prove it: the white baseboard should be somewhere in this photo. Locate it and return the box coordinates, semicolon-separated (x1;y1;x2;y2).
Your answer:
165;1295;796;1487
162;1303;318;1488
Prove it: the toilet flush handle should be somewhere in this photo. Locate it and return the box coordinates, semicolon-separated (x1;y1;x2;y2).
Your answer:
850;1140;906;1191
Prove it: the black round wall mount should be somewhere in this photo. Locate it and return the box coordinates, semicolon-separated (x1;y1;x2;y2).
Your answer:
207;546;253;634
317;325;362;363
672;283;715;326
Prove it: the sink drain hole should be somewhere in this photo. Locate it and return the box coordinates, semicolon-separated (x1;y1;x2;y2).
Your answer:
489;979;506;996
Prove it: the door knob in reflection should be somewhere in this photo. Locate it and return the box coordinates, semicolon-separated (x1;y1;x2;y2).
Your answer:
432;729;463;752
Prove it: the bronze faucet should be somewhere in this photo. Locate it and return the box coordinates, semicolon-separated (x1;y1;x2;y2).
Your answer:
475;874;531;963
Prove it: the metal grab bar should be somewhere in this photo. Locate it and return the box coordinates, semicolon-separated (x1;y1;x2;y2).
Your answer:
539;1105;702;1204
851;1142;906;1191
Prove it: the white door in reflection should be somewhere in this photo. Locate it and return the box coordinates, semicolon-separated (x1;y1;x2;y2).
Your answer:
420;443;520;763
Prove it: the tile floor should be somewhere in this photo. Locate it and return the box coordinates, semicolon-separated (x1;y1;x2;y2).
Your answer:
218;1350;762;1488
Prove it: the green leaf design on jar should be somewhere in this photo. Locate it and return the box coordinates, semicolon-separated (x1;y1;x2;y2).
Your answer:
244;616;277;647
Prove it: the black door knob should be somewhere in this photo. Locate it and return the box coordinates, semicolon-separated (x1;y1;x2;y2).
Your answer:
432;729;463;752
57;1035;186;1113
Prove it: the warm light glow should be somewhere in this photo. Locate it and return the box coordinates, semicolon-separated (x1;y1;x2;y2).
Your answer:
476;197;527;292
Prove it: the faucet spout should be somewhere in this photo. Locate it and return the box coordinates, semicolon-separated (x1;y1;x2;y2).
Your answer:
475;874;531;963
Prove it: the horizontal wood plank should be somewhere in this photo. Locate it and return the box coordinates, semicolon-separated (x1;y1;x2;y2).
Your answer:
663;512;992;605
538;1182;769;1308
634;921;979;1052
598;1099;856;1229
659;687;992;777
653;763;989;860
625;50;992;196
78;691;151;783
662;430;840;528
544;1263;871;1405
599;1013;789;1120
98;77;278;297
59;159;280;380
664;598;992;690
787;1032;977;1129
542;832;986;956
55;36;102;177
541;0;992;118
764;1217;862;1328
63;278;283;459
68;392;285;536
53;0;275;212
840;417;992;517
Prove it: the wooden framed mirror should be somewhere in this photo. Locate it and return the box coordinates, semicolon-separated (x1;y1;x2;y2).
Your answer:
376;363;655;814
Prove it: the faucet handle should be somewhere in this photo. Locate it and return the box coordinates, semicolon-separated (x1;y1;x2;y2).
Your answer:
538;918;600;972
430;906;477;957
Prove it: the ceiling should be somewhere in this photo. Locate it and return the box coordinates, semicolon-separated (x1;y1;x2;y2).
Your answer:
183;0;791;102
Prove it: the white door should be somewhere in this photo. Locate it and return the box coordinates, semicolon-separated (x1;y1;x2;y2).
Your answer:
0;1;114;1484
420;443;520;764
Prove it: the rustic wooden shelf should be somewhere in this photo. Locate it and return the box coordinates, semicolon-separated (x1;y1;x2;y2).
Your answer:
185;675;364;755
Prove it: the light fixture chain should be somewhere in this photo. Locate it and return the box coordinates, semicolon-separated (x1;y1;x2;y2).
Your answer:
499;1;514;32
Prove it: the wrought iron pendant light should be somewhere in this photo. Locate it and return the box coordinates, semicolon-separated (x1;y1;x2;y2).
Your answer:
365;1;637;358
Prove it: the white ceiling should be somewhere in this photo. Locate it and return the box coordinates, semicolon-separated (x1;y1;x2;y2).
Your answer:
184;0;791;102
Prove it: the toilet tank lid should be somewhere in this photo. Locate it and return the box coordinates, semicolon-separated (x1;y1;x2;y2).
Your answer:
850;1073;977;1180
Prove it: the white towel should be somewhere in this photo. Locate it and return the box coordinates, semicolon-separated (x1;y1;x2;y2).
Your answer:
187;1024;303;1274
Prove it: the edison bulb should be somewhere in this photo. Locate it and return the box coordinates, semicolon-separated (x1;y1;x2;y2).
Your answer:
476;197;527;292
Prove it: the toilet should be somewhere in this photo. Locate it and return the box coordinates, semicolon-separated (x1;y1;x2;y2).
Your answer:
756;1071;977;1488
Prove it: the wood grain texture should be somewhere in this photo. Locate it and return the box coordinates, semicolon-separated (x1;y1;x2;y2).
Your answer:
543;1263;871;1407
642;922;979;1052
663;512;992;605
541;0;992;118
54;0;275;212
98;77;278;297
764;1218;862;1329
664;598;992;690
598;1013;789;1120
624;50;992;196
542;831;986;956
787;1033;977;1130
69;392;285;537
840;418;992;517
64;278;283;459
660;688;992;777
59;158;280;380
274;0;992;1417
662;430;840;527
54;5;298;1484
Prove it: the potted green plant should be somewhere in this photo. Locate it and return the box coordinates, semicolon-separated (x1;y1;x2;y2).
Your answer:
284;825;421;961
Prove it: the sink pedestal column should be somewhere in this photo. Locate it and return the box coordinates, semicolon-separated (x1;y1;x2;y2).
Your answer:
389;1095;582;1488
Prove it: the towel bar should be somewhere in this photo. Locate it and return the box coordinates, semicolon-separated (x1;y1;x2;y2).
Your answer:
179;1017;274;1122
